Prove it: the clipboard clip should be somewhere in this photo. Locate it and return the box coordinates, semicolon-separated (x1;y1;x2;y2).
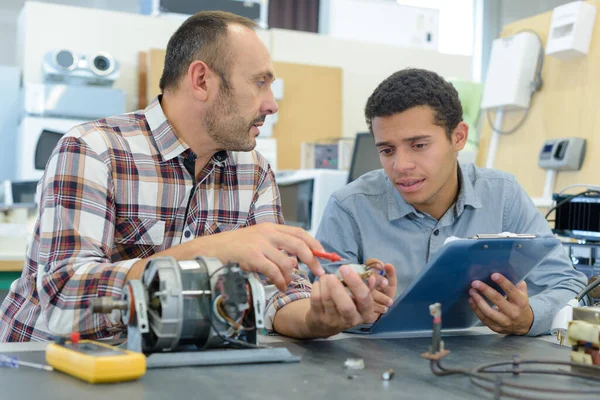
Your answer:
469;233;536;239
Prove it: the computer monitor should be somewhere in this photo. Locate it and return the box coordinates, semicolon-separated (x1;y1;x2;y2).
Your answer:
276;169;348;237
35;130;63;170
0;180;38;207
347;132;381;183
278;178;314;231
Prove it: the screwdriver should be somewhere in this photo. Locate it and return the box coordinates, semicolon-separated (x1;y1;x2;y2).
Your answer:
0;354;54;371
311;249;342;262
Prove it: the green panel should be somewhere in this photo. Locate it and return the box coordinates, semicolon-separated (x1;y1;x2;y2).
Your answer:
0;272;20;290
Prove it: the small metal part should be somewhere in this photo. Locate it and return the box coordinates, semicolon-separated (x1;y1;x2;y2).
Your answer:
180;290;211;297
557;330;564;346
90;297;128;313
337;264;387;288
344;358;365;370
347;374;358;380
221;263;249;311
429;302;443;354
421;302;451;361
381;369;395;381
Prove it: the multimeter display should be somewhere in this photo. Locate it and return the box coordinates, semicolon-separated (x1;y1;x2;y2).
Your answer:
62;343;128;357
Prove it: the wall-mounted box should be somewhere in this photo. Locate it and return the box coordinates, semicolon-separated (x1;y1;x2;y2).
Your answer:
546;1;596;60
480;32;542;111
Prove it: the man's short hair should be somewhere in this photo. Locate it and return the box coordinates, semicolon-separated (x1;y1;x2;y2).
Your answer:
159;11;258;93
364;68;463;140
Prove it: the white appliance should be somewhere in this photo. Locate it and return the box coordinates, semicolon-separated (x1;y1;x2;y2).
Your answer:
324;0;439;50
546;1;596;60
43;49;120;86
480;31;544;171
15;116;86;182
24;83;126;120
276;169;348;237
480;31;543;111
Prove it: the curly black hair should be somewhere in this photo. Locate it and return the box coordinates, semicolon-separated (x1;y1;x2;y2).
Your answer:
364;68;463;139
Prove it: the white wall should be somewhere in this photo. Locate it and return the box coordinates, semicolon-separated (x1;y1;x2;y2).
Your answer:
17;2;471;138
17;1;270;112
0;0;140;66
323;0;440;51
270;28;472;138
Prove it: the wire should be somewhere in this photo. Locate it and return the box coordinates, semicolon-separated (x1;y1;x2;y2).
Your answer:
544;190;600;220
216;296;250;333
197;259;265;350
559;184;600;195
576;278;600;301
486;106;533;135
429;357;600;399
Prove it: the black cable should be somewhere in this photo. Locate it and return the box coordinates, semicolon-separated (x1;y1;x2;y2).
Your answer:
430;358;600;399
545;190;600;220
576;278;600;301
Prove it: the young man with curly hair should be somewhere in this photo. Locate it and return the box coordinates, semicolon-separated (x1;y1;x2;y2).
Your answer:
316;68;588;336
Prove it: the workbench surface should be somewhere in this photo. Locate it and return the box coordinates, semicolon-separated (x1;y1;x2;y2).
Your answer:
1;331;598;399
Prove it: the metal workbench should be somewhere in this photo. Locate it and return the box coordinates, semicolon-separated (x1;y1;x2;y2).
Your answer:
0;331;598;400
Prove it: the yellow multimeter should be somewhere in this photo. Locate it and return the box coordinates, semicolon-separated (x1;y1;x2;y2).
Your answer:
45;334;146;384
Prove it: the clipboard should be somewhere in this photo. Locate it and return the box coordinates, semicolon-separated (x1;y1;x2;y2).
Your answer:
356;235;562;335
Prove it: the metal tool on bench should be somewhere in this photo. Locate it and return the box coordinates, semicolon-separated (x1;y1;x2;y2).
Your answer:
90;256;300;368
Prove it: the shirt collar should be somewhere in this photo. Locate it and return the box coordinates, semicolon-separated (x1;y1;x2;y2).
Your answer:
143;96;229;166
386;178;416;220
144;96;189;161
385;162;482;221
455;163;482;214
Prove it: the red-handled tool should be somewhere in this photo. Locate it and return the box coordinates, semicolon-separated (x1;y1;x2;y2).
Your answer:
312;250;342;262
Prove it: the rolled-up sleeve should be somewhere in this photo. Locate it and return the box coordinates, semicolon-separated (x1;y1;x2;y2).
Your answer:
247;158;312;330
35;134;139;338
503;179;588;336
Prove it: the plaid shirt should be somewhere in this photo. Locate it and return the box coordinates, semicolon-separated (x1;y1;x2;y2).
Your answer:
0;97;311;342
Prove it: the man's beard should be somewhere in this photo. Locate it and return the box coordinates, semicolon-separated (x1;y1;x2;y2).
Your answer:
204;88;263;152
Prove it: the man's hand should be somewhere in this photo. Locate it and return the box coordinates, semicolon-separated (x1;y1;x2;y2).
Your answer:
197;223;325;291
303;265;385;338
468;273;534;335
364;258;397;314
129;223;327;291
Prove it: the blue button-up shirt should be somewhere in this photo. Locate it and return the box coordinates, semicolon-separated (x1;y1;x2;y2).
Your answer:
316;163;588;336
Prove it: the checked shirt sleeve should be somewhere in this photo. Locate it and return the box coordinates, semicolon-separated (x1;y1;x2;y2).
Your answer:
247;157;312;331
33;134;139;339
